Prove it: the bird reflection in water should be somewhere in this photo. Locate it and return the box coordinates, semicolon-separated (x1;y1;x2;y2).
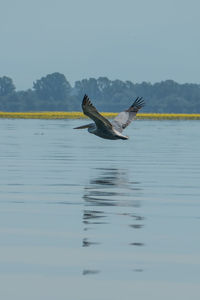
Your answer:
82;168;145;275
83;168;142;207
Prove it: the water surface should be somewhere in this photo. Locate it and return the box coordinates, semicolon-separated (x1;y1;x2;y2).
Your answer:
0;119;199;299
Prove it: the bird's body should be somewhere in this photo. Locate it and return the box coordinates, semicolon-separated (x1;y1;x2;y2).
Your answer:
87;122;128;140
74;95;145;140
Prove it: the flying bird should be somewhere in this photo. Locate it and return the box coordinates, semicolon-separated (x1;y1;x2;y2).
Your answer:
74;94;145;140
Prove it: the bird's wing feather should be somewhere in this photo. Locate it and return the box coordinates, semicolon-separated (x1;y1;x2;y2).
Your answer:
82;95;113;130
112;97;145;133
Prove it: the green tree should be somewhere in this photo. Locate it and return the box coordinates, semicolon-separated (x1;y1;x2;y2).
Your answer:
0;76;15;97
74;78;101;100
33;72;72;101
1;74;200;113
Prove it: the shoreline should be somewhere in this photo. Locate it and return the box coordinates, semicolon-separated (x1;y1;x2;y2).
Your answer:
0;112;200;119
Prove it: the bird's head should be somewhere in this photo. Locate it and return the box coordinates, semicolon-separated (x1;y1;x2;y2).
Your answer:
73;123;95;131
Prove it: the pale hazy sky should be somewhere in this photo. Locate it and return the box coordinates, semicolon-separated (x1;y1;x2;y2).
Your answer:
1;0;200;90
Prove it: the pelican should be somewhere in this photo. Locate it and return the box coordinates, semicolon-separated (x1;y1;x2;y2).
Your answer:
74;94;145;140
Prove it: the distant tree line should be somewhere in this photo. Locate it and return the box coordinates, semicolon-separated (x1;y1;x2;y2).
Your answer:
0;72;200;112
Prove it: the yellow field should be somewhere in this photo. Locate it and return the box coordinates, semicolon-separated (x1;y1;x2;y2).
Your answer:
0;111;200;119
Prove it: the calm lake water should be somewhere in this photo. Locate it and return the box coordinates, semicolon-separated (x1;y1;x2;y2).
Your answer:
0;118;199;300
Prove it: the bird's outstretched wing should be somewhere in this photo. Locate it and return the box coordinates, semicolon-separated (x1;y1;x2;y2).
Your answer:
112;97;145;133
82;95;112;130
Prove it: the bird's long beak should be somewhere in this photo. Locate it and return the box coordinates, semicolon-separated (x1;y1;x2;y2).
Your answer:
73;124;91;129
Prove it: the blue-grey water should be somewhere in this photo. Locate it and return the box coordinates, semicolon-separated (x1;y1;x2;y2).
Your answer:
0;118;199;300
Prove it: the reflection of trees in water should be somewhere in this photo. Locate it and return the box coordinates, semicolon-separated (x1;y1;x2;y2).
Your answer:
82;168;145;275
